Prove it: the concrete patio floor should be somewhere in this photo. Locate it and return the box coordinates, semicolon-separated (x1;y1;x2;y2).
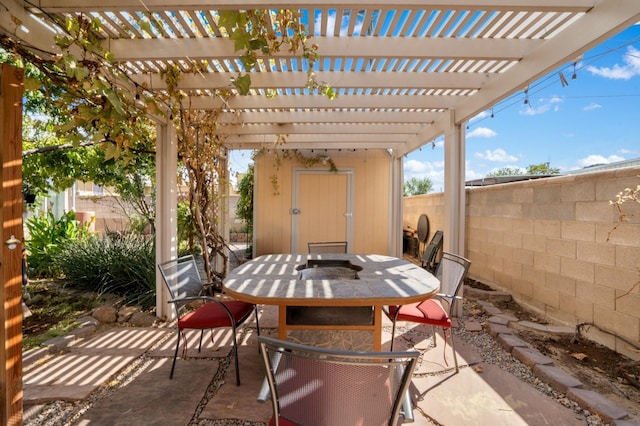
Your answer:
23;303;601;426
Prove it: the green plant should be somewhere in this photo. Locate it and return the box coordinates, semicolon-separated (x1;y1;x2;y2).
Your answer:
55;233;156;308
25;211;90;277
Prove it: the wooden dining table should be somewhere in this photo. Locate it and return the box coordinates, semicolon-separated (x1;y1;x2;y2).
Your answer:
223;253;440;351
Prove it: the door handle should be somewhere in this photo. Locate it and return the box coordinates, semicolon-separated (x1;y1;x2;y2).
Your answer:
344;212;353;217
290;208;302;215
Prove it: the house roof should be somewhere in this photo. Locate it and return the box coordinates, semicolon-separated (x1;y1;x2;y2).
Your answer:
2;1;640;156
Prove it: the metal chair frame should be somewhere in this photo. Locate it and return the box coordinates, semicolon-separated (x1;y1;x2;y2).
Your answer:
158;255;259;384
258;336;419;426
386;251;471;373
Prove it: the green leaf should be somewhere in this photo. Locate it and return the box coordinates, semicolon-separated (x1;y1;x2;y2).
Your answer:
230;30;251;51
232;74;252;96
240;52;257;70
103;89;126;116
138;19;152;35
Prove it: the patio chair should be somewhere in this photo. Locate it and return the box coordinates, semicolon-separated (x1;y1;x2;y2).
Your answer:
421;230;443;273
258;336;419;426
158;255;259;385
385;251;471;373
307;241;348;253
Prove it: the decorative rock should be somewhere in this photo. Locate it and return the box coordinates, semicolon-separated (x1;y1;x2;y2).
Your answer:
118;306;140;323
76;316;99;328
92;306;117;323
68;325;97;339
128;312;157;327
43;334;76;352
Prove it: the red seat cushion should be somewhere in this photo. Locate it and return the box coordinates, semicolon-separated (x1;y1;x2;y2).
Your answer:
388;299;451;327
269;416;300;426
178;300;254;330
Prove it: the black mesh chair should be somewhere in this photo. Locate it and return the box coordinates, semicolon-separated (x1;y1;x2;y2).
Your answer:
158;255;259;384
421;230;443;272
258;336;418;426
385;251;471;373
307;241;348;253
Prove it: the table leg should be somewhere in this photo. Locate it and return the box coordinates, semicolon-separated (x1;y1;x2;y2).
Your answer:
373;306;382;352
278;306;287;341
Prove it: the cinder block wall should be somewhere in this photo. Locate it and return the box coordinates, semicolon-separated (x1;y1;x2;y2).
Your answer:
404;167;640;360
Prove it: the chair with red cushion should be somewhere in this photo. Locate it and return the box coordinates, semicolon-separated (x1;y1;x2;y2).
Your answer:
385;251;471;373
158;255;259;385
258;336;418;426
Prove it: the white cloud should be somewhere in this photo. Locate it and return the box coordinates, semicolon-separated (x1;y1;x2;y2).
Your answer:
474;148;518;162
586;46;640;80
520;95;563;116
403;159;445;192
467;127;497;138
583;102;602;111
577;154;625;168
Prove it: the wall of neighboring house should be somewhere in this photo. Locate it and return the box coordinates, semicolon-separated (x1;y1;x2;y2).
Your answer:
254;149;392;256
404;166;640;360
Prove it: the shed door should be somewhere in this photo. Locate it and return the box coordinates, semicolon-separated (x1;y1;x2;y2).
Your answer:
292;169;353;253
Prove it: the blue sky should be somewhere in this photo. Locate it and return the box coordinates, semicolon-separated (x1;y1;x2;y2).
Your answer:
404;23;640;192
230;23;640;191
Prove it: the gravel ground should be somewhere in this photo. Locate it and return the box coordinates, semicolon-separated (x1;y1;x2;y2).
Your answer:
24;296;609;426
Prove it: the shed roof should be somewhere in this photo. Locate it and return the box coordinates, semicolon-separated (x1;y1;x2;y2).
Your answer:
3;1;639;155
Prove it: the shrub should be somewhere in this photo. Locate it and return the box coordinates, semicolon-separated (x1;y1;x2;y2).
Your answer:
25;211;90;278
55;233;156;308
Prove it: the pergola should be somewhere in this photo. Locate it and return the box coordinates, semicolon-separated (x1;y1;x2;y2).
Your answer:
1;1;640;423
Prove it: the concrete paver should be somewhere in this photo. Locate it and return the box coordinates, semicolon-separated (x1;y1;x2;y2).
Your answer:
22;300;636;425
24;327;170;404
76;358;214;426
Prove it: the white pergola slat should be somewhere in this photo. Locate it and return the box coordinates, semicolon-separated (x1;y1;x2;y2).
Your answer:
3;1;638;157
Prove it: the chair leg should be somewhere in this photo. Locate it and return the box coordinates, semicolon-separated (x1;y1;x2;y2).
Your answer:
448;327;459;373
231;324;241;386
198;329;205;353
170;331;181;379
390;319;397;351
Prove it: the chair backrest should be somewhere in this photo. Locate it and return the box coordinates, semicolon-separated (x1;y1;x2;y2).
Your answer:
421;230;443;271
258;336;418;426
157;255;205;303
307;241;348;253
434;251;471;312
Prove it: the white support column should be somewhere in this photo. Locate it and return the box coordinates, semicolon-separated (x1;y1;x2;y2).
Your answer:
443;109;466;256
155;122;178;320
389;154;404;257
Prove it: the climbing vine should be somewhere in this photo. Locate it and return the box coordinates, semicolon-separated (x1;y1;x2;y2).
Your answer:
1;9;335;281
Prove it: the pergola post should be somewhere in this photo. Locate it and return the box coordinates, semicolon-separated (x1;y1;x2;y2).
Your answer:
0;64;24;426
390;154;404;257
443;109;466;256
155;122;178;320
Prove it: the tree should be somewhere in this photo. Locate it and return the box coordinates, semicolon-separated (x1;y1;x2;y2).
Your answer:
527;162;560;175
486;167;525;177
236;164;254;238
404;177;433;196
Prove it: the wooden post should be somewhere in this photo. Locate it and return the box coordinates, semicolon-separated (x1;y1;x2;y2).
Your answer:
0;64;24;426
